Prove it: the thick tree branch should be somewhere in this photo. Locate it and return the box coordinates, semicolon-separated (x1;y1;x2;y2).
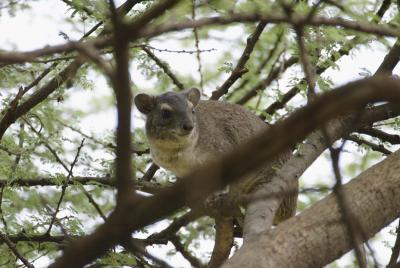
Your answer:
224;149;400;268
358;127;400;144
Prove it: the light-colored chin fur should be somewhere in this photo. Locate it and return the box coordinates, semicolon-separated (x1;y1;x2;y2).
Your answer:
148;128;198;150
147;128;199;177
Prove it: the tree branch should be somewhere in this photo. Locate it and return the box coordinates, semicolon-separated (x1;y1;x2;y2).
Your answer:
223;149;400;268
211;21;267;100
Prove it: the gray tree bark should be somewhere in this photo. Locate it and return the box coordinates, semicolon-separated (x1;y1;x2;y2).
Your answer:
224;149;400;268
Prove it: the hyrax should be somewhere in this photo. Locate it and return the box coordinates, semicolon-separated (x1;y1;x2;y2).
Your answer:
134;88;297;222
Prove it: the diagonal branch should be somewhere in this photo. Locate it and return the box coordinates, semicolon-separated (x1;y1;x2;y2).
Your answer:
0;232;35;268
46;139;85;234
141;46;185;90
211;21;268;100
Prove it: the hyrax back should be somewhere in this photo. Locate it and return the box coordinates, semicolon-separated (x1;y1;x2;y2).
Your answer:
135;88;297;222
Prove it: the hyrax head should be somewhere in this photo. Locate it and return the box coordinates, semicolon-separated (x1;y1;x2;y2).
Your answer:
134;88;201;143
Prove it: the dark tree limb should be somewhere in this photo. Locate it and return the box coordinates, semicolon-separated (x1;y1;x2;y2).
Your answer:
358;127;400;144
375;39;400;75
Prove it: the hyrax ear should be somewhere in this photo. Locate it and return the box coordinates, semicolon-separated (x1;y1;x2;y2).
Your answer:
134;93;155;114
184;88;200;107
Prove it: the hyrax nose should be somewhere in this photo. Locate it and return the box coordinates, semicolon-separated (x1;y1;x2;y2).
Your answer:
182;121;194;132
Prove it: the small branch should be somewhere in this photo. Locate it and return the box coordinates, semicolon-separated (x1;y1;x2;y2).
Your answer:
192;0;204;92
141;163;159;182
57;120;149;155
388;218;400;267
142;45;216;54
141;46;185;90
170;234;204;268
0;186;8;232
74;43;114;78
227;29;285;98
236;56;297;105
46;139;85;234
375;39;400;75
295;26;316;102
0;232;35;268
347;134;392;155
211;21;268;100
323;133;367;268
148;210;204;241
358;127;400;144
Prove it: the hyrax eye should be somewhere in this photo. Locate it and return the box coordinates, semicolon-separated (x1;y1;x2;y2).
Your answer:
161;109;172;119
192;109;195;114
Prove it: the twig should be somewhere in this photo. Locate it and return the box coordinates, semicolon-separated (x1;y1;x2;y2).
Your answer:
323;132;367;268
141;46;185;90
142;45;216;54
24;118;70;172
192;0;204;92
46;139;85;234
0;186;8;233
148;210;204;241
388;218;400;267
57;119;149;155
347;134;392;155
236;56;297;105
0;232;35;268
74;43;114;78
375;39;400;75
170;234;204;268
211;21;267;100
295;26;316;102
227;29;285;98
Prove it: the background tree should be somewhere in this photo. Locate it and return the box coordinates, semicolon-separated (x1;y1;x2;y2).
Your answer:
0;0;400;267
